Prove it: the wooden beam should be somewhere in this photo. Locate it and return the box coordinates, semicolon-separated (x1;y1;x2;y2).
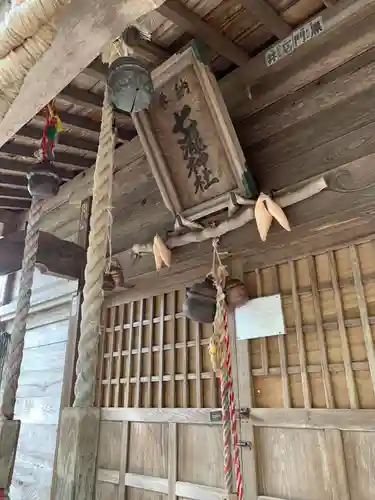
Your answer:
248;408;375;431
157;0;250;66
1;141;92;169
0;209;23;225
240;0;291;39
84;59;108;81
221;0;375;114
0;174;28;188
0;229;86;280
0;199;30;210
0;158;76;181
18;125;98;153
124;27;171;66
0;0;167;148
0;187;30;200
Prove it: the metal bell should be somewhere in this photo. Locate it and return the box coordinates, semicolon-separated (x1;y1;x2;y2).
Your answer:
225;278;249;310
183;278;217;324
107;56;154;113
27;160;61;199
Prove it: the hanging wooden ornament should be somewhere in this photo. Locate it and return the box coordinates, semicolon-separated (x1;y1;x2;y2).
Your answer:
254;193;272;242
264;196;291;232
225;277;249;309
183;277;217;324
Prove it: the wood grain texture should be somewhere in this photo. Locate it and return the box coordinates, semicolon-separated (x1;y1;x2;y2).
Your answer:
0;0;168;148
0;419;20;488
54;407;100;500
343;431;375;500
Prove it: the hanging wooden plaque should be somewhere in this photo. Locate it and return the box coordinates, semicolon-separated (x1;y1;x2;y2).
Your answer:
132;44;256;222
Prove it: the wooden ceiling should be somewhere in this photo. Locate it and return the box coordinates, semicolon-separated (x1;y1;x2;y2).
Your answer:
0;0;330;216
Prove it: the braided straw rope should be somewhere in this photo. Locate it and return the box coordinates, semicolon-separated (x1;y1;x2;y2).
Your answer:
73;86;114;408
1;197;43;419
0;0;70;120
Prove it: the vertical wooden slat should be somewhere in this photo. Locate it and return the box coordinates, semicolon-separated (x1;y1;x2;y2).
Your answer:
158;293;165;408
125;301;135;407
328;250;359;409
182;315;189;408
229;260;257;500
289;260;311;409
135;299;145;408
170;291;176;408
118;421;129;500
319;429;350;500
272;266;291;408
114;303;125;408
196;322;203;408
95;308;107;407
146;296;154;408
105;305;116;407
168;422;177;500
308;255;334;409
255;268;268;375
350;245;375;392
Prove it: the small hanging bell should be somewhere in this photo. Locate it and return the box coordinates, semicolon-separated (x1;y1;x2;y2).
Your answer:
183;278;217;324
27;160;61;199
107;56;154;113
225;278;249;310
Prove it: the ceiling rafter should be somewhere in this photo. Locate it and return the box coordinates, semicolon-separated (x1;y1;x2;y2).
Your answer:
2;142;93;169
240;0;291;39
18;125;98;154
0;158;78;181
0;187;31;200
0;199;31;210
157;0;250;66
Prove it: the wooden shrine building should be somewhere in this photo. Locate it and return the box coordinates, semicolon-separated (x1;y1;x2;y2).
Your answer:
1;0;375;499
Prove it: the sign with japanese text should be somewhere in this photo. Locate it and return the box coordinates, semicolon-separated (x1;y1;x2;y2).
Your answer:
134;45;252;221
265;16;324;67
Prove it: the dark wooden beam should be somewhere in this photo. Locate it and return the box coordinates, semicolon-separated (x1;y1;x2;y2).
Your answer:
1;141;92;169
18;125;98;154
240;0;291;39
33;110;136;143
0;230;86;280
323;0;338;6
0;187;30;200
0;158;76;181
0;174;28;188
84;60;108;81
124;27;171;66
0;199;30;210
157;0;250;66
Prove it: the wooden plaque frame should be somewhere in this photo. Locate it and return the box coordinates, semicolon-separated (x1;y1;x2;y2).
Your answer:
132;44;252;222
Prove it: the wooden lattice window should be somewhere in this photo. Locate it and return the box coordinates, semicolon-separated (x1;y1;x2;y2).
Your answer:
96;289;219;409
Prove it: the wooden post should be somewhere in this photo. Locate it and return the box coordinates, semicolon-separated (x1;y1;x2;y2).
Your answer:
54;408;100;500
0;419;20;493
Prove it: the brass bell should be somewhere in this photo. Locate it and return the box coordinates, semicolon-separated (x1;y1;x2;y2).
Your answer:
183;278;217;324
27;160;61;199
107;56;154;113
225;278;248;310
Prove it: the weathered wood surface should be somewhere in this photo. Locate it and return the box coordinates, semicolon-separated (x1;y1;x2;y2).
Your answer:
55;407;100;500
0;230;85;280
0;0;167;148
0;419;20;488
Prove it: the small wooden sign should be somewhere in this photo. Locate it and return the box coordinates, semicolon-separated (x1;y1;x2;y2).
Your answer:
133;44;255;222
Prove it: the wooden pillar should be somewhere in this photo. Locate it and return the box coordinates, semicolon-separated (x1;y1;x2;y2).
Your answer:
53;197;101;500
0;419;20;494
54;407;100;500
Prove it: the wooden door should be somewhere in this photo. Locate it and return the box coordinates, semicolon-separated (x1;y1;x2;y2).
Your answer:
235;238;375;500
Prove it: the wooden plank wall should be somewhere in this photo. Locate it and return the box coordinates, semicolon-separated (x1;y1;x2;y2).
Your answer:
97;236;375;500
96;409;228;500
1;270;73;500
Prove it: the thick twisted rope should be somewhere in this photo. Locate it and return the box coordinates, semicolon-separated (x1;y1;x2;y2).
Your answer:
1;197;43;419
209;239;244;500
73;86;114;408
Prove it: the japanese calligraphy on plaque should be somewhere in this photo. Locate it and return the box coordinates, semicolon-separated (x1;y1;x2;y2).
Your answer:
132;45;253;221
265;16;324;67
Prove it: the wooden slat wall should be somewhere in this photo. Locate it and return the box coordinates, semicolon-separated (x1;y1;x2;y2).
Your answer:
97;290;218;409
243;237;375;411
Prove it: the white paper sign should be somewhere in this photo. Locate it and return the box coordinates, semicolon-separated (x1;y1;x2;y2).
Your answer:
235;294;285;340
265;16;324;67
